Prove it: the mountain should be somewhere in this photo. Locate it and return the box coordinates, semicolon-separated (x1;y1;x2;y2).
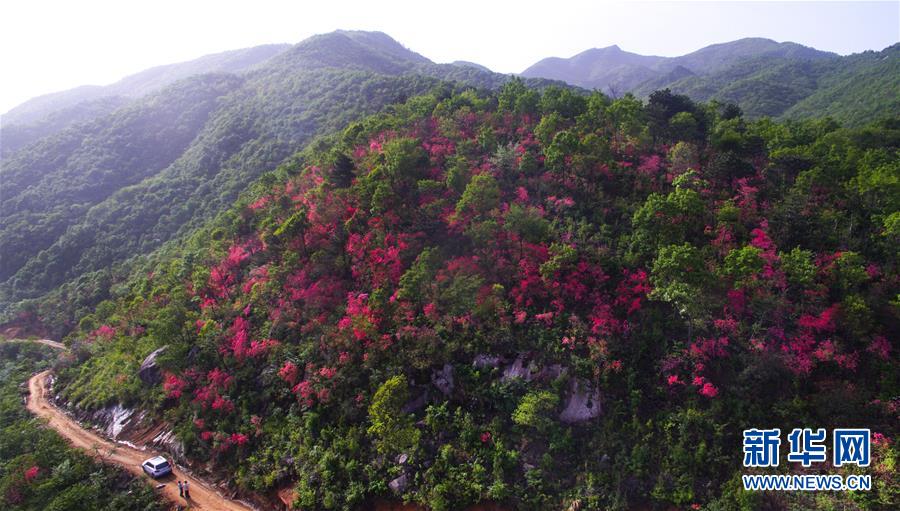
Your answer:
782;43;900;126
51;83;899;511
451;60;492;72
521;38;899;124
2;44;289;126
0;44;289;156
522;44;668;94
2;27;898;511
521;38;835;92
0;30;561;331
669;37;835;74
0;95;130;157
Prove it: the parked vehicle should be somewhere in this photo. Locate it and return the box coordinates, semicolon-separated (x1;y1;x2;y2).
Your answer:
141;456;172;478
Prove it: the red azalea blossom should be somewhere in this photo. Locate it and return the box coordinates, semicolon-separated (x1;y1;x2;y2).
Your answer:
229;433;249;446
91;324;116;341
24;465;40;483
163;373;187;399
867;335;890;360
699;382;719;398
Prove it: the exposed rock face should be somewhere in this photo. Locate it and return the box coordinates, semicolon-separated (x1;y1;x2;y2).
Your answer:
502;354;532;381
501;354;565;382
105;404;136;438
559;379;602;423
473;353;502;369
536;363;566;381
138;346;167;385
431;363;455;396
150;428;186;461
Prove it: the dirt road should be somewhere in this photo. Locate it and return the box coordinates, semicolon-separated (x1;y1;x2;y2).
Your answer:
3;337;66;350
26;366;255;510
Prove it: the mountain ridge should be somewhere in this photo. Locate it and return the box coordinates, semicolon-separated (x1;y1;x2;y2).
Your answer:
0;30;562;330
2;43;290;125
520;37;896;123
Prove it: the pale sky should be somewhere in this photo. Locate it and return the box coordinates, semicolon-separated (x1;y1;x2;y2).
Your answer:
2;0;898;114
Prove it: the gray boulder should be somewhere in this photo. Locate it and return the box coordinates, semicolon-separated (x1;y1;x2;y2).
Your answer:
559;379;602;423
388;473;409;493
138;346;167;386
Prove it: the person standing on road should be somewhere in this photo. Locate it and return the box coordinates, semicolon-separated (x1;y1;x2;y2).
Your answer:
184;480;190;499
178;480;184;498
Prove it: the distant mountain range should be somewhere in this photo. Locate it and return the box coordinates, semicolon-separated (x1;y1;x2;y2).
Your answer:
3;44;290;126
1;44;289;156
521;37;899;124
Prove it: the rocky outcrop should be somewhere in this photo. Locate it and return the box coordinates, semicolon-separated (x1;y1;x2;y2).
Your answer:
502;355;532;381
472;354;502;369
431;363;455;396
138;345;167;385
559;379;602;423
150;428;186;462
502;354;567;382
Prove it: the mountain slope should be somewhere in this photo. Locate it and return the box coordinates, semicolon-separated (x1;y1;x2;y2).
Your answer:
523;45;668;93
521;37;898;125
0;44;289;157
783;43;900;125
521;38;835;92
2;44;288;126
0;31;561;327
54;84;899;511
0;95;130;157
0;73;244;284
633;44;899;121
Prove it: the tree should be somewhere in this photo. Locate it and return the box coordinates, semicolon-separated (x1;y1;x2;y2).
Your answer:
512;390;559;432
650;243;711;340
368;375;420;455
329;150;355;188
722;245;765;289
646;89;704;142
456;174;500;217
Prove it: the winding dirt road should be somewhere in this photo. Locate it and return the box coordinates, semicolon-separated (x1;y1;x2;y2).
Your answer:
5;338;66;350
19;340;255;510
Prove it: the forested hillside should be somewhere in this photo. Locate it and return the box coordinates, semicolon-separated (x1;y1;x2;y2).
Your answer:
1;43;288;126
0;44;289;158
522;38;899;125
0;96;130;158
0;31;560;334
55;83;899;510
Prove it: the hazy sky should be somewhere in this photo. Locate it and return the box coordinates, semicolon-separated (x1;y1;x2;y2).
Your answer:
2;0;898;114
